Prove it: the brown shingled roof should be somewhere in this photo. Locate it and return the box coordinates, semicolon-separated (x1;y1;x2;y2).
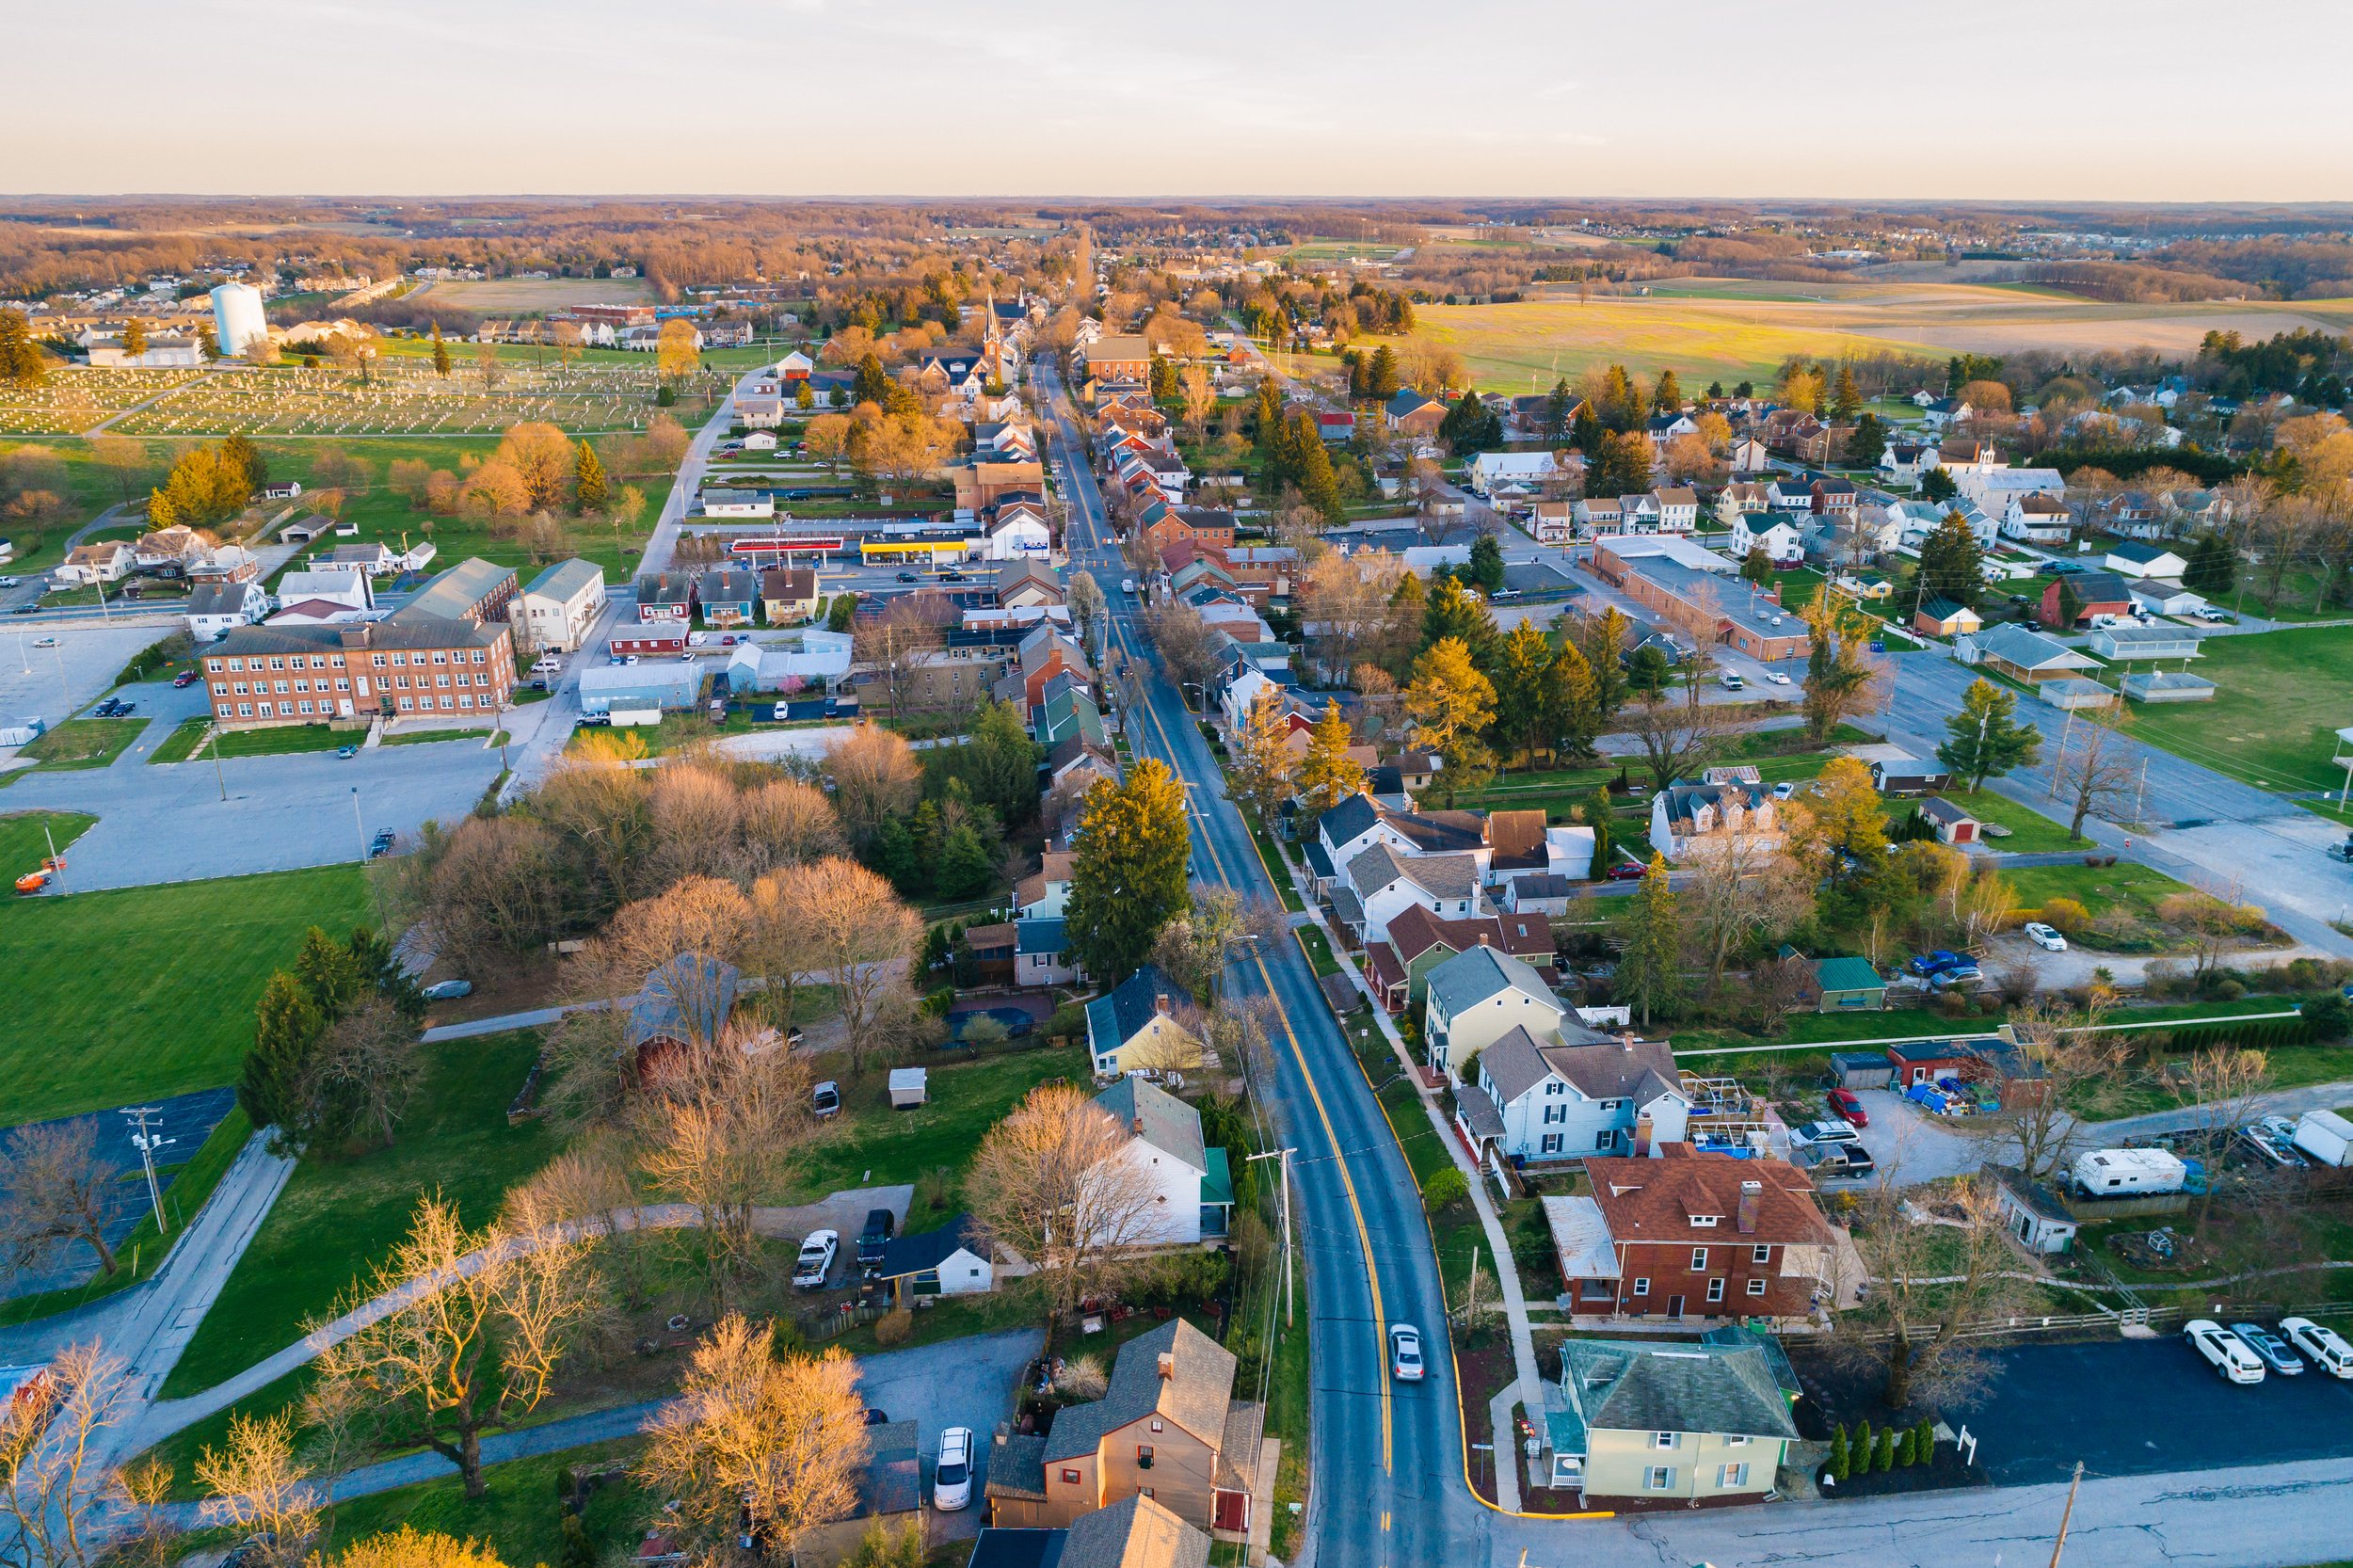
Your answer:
1584;1148;1833;1248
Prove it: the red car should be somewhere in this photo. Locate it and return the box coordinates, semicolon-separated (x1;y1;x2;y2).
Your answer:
172;670;200;687
1605;861;1648;881
1826;1088;1868;1127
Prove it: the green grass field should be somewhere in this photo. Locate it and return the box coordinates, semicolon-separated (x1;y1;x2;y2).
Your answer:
159;1030;557;1397
2;861;372;1123
2001;861;2193;920
1941;789;2087;853
151;719;359;762
2115;626;2353;806
20;716;142;770
0;808;94;873
786;1045;1089;1206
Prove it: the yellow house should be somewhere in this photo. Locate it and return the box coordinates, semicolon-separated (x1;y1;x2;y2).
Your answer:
1544;1332;1800;1505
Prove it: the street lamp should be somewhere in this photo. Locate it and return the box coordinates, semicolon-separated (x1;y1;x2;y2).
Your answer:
121;1107;174;1235
353;784;390;934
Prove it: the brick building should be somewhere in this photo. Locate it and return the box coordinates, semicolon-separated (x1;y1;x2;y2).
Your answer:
1549;1147;1835;1323
203;614;515;728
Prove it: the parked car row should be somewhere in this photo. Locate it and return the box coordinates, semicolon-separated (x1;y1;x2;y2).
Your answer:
2186;1317;2353;1383
89;697;136;718
792;1207;898;1293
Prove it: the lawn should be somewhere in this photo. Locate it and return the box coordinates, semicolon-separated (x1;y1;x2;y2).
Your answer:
2001;861;2193;921
0;808;94;873
1941;789;2087;853
151;719;357;762
784;1044;1090;1206
384;728;502;747
158;1030;558;1398
20;716;142;769
2114;626;2353;805
2069;1040;2353;1120
1;861;372;1124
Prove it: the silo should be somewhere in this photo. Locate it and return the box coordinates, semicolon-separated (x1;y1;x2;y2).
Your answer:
210;282;267;359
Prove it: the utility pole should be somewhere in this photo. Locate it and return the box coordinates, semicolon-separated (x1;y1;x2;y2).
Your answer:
121;1106;174;1235
2048;1460;2085;1568
353;784;388;933
1245;1146;1297;1326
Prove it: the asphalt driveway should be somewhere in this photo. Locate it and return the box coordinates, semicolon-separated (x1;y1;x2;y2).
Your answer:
1943;1336;2353;1484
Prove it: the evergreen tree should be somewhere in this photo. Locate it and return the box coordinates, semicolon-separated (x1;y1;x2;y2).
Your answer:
1914;512;1986;611
145;487;178;528
1577;607;1633;725
1913;1419;1935;1463
1403;637;1497;806
870;815;920;890
1492;622;1555;769
1543;638;1600;761
1733;379;1753;398
1652;369;1683;411
1587;430;1654;500
854;351;894;406
1543;376;1574;442
120;317;149;356
430;321;452;376
1438;390;1500;453
1616;853;1683;1027
1587;789;1615;878
294;925;369;1018
1936;677;2043;791
1918;466;1958;503
1828;1424;1851;1483
222;434;267;495
2183;531;2236;596
795;379;815;409
1066;760;1193;981
1845;412;1887;468
1419;575;1497;664
1251;378;1284;442
1291;413;1345;520
1466;530;1506;593
1600;364;1639;430
1850;1423;1872;1477
1298;699;1367;816
1831;362;1863;422
963;698;1041;826
1368;344;1401;401
1570;406;1606;458
573;440;609;513
1874;1428;1896;1473
1345;350;1369;401
239;971;326;1141
1740;547;1775;586
1231;690;1299;824
1896;1427;1917;1466
1706;380;1725;399
936;823;995;900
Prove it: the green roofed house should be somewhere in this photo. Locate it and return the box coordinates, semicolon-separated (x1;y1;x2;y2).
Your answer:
1810;954;1886;1013
1540;1329;1801;1504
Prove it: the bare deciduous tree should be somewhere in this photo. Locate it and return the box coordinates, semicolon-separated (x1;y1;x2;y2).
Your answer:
637;1316;868;1566
0;1341;132;1568
1140;598;1221;696
632;1036;811;1313
2052;710;2137;840
0;1122;124;1282
824;725;921;851
1832;1168;2025;1410
195;1410;318;1568
1998;1001;2127;1185
110;1456;181;1568
2178;1046;2272;1229
1623;687;1735;792
968;1084;1165;1331
310;1195;600;1498
1680;836;1814;991
310;997;422;1150
851;600;943;721
768;857;922;1074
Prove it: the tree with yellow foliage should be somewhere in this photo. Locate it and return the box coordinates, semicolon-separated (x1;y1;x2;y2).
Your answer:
1403;636;1497;806
1296;699;1367;818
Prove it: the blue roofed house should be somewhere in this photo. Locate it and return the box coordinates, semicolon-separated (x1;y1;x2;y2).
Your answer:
1086;965;1202;1076
1092;1078;1234;1245
872;1212;996;1300
1016;917;1083;987
1540;1330;1800;1505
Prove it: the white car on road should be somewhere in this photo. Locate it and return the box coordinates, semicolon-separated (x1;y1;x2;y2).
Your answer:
2023;921;2069;952
933;1426;974;1512
1390;1323;1425;1383
2185;1319;2265;1384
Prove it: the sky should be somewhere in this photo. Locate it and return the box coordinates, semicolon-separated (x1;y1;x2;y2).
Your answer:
7;0;2351;201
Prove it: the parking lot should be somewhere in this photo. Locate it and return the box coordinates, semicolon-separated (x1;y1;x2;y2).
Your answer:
0;618;177;737
855;1328;1043;1542
1939;1336;2353;1484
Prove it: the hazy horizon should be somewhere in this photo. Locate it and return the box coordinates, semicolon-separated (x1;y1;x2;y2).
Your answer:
8;0;2348;202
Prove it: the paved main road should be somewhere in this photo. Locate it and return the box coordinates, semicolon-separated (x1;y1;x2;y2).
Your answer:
1041;364;1482;1567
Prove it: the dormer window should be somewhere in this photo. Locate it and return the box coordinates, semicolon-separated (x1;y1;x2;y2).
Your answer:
1689;1214;1719;1228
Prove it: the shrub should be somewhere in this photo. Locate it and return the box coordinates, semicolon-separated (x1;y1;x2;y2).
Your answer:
1828;1423;1851;1481
1874;1428;1896;1472
920;985;955;1018
2300;989;2352;1039
1849;1421;1871;1476
1045;1000;1087;1043
1913;1418;1935;1462
1896;1427;1917;1466
2041;896;2090;935
873;1308;913;1347
960;1015;1011;1051
1421;1168;1469;1212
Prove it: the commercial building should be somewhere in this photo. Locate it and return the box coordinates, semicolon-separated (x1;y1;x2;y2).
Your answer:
1589;536;1809;662
512;559;606;654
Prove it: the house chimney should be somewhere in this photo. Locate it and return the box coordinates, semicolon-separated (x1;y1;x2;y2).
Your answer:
1633;1112;1653;1156
1154;991;1171;1015
1737;1180;1761;1235
1131;1116;1144;1135
1157;1352;1175;1381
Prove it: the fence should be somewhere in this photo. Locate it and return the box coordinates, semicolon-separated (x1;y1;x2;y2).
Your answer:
796;1299;894;1342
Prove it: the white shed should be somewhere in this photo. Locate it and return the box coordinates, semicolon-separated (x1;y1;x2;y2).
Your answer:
888;1066;928;1109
